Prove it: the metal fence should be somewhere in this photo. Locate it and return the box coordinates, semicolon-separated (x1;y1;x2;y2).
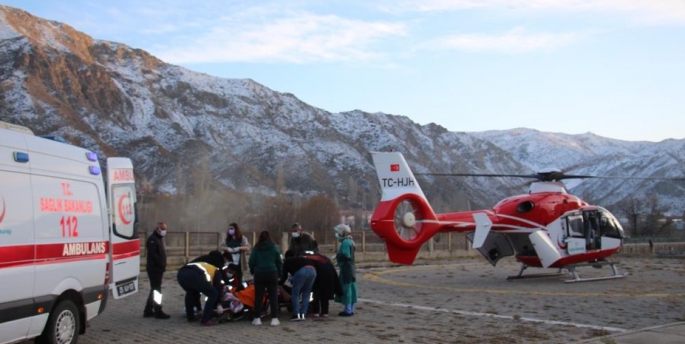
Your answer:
623;235;685;244
139;230;685;265
139;230;474;262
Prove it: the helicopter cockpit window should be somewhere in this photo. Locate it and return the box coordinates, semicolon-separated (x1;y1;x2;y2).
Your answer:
597;209;622;239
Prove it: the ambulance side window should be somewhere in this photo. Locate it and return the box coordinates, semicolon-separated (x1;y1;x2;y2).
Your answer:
111;184;137;239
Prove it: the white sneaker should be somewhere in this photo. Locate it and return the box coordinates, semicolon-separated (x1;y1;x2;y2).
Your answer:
270;318;280;326
252;318;262;326
216;305;224;314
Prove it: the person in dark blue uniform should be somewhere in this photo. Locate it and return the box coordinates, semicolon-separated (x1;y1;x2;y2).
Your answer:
143;222;170;319
178;250;232;326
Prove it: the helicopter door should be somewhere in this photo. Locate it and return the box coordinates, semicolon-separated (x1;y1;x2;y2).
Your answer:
582;210;601;250
466;232;515;266
565;215;587;255
595;208;624;251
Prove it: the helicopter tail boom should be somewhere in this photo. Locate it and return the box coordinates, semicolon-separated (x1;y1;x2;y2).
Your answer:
370;152;441;265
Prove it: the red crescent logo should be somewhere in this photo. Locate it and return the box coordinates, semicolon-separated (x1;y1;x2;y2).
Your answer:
118;194;132;225
0;197;5;224
557;235;567;249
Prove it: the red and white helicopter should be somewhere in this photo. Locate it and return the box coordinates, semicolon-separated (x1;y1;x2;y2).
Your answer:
369;151;679;283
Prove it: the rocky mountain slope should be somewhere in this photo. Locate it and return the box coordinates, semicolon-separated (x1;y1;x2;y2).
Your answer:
1;5;683;215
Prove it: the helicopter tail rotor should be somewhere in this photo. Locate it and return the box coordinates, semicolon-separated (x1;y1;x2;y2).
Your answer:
371;193;440;264
370;152;441;265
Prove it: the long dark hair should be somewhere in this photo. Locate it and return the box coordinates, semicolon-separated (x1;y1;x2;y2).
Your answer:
228;222;243;241
256;230;271;248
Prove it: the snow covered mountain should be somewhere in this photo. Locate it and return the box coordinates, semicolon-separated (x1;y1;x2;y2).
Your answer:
1;5;683;215
471;129;685;213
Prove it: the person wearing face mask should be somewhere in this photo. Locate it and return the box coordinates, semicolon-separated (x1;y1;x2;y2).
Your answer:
144;222;170;319
333;224;357;317
288;222;318;256
223;263;243;291
220;223;250;284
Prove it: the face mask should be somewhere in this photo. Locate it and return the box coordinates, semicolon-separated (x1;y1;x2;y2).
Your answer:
228;229;235;236
291;232;300;238
159;230;167;237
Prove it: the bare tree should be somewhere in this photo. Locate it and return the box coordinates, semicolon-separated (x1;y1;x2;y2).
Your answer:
347;176;358;206
644;195;672;236
617;196;643;236
275;163;285;194
298;194;340;246
256;194;295;242
352;209;365;231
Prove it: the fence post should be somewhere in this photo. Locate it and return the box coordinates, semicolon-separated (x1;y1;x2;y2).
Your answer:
448;232;452;252
361;232;366;253
281;233;289;252
429;237;434;252
142;231;147;253
184;231;190;263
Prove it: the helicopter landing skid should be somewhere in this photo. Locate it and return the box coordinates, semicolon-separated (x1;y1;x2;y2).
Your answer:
506;261;629;283
563;260;629;283
506;264;565;281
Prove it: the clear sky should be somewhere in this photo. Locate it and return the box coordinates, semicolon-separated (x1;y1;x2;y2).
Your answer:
3;0;684;142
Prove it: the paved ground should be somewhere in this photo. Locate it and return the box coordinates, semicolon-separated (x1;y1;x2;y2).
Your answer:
579;322;685;344
41;255;685;344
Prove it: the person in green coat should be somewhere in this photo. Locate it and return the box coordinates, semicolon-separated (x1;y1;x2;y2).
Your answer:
248;230;283;326
333;224;357;316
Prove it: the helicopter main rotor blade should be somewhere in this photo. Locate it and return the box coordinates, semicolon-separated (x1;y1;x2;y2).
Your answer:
559;174;685;181
417;172;685;182
415;173;539;178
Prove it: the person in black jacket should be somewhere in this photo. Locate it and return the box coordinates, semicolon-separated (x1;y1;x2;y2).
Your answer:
143;222;170;319
178;250;232;326
288;223;318;255
305;252;342;318
187;250;234;317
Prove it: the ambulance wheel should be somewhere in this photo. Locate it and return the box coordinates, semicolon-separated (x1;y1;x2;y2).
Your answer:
36;299;80;344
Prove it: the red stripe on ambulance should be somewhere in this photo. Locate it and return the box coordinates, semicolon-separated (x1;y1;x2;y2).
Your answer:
0;241;111;269
113;240;140;261
0;245;34;268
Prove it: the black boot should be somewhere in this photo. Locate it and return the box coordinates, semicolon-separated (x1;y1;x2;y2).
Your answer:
154;308;171;319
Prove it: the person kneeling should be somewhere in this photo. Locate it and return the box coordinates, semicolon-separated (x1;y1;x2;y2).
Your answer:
177;250;231;326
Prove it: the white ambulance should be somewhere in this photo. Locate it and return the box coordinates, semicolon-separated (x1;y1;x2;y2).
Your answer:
0;121;140;344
